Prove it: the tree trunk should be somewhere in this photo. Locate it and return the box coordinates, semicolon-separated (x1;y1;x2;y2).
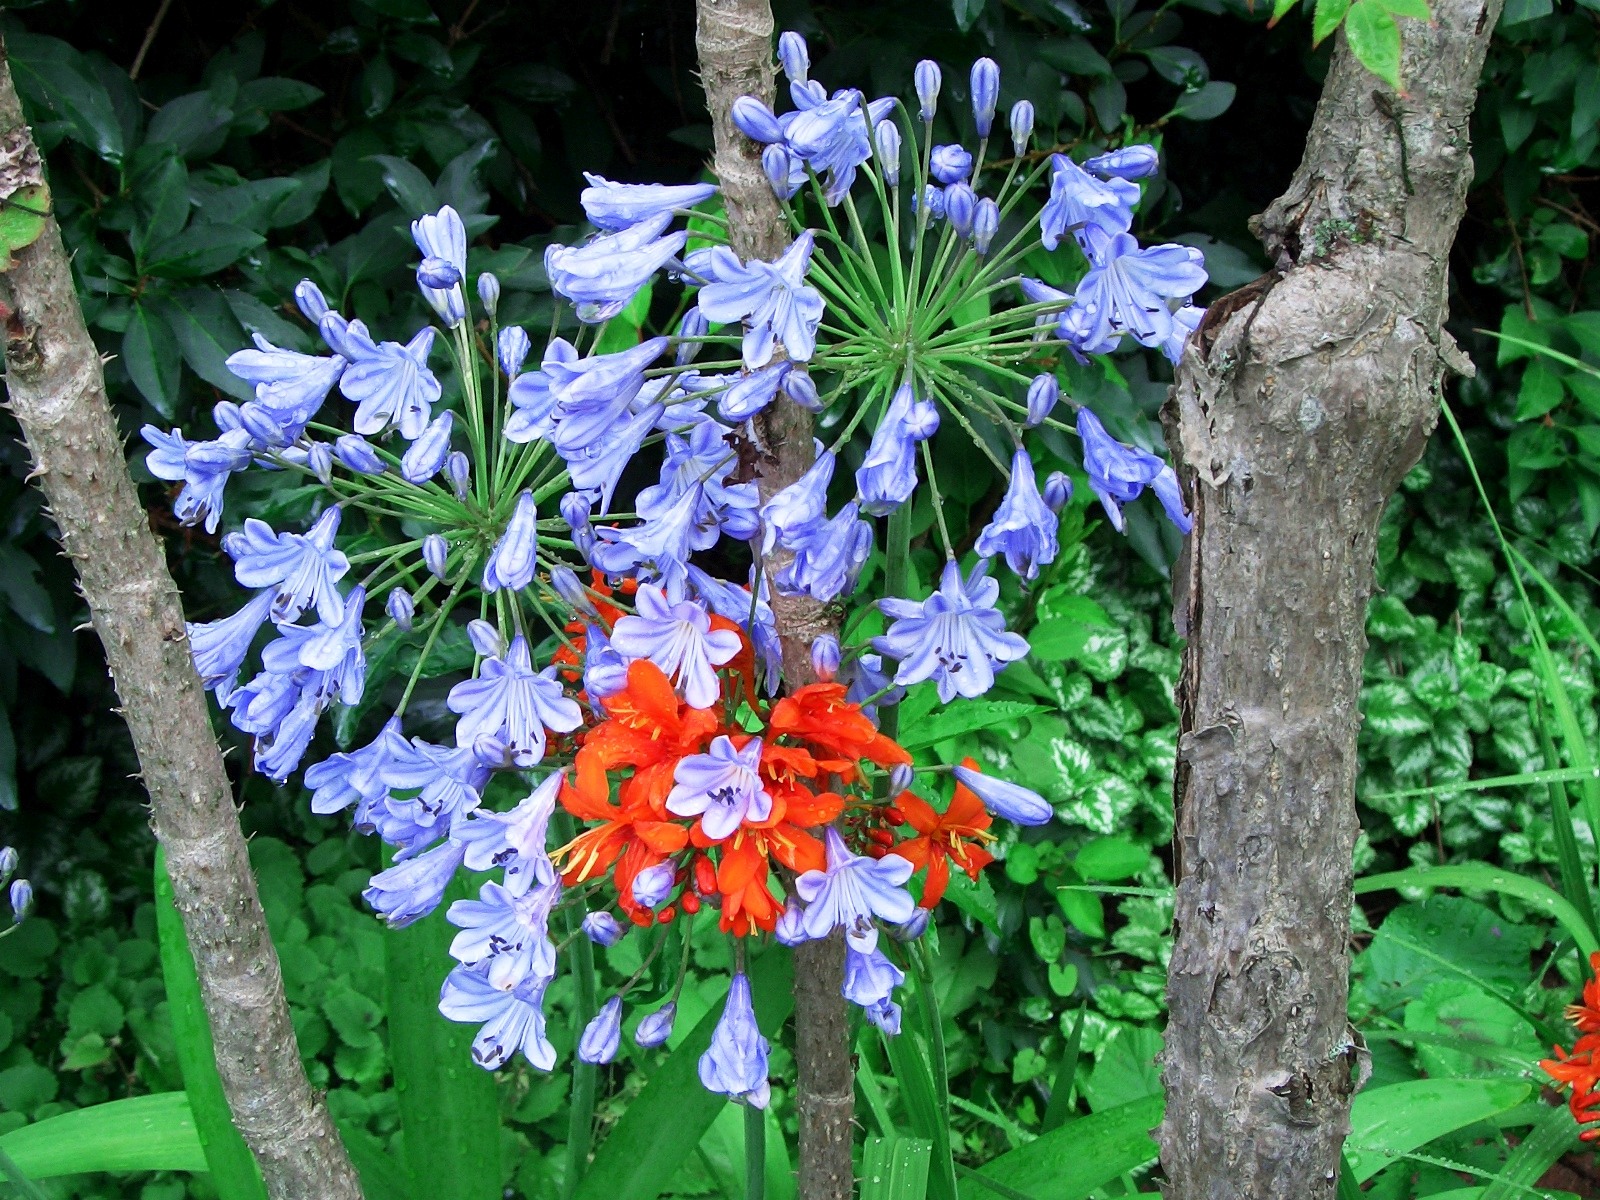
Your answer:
692;5;854;1198
0;37;363;1200
1159;5;1501;1197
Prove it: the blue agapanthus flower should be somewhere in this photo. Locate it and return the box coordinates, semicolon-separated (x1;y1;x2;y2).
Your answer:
446;635;583;767
1038;153;1140;252
698;972;770;1108
439;965;557;1071
545;214;687;324
1060;227;1208;357
690;231;825;368
873;559;1029;702
974;449;1060;581
224;507;350;623
855;384;940;516
794;828;916;943
580;174;718;232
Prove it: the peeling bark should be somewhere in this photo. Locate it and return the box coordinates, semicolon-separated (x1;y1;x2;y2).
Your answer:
0;37;363;1200
1158;7;1500;1198
693;5;853;1197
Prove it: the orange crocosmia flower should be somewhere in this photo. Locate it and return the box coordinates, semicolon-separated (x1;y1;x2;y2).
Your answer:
555;749;688;885
585;660;718;776
893;781;996;909
1568;952;1600;1035
1541;954;1600;1140
770;683;911;770
715;834;781;936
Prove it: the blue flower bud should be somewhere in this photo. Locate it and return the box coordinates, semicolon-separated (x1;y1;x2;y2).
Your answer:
423;533;449;580
635;1002;676;1048
890;909;929;941
0;847;16;887
953;763;1052;825
973;197;1000;255
914;60;941;121
386;587;415;631
874;121;902;187
307;441;333;485
775;900;809;946
334;434;386;475
1044;471;1073;513
582;911;624;946
630;861;676;909
1084;144;1160;181
1025;374;1061;427
497;326;531;378
472;735;513;768
400;411;454;484
477;272;501;315
888;763;915;795
467;618;505;659
676;307;709;366
732;96;785;144
294;280;329;324
784;369;820;411
970;58;1000;137
778;31;809;85
550;564;596;616
916;185;946;221
945;183;976;237
810;634;840;681
562;493;596;559
578;997;623;1064
446;451;470;500
417;256;462;289
213;400;244;431
9;879;31;923
1009;100;1035;157
761;144;804;200
930;144;972;185
240;403;289;447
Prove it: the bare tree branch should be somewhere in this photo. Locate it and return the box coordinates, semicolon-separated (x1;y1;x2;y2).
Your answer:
0;36;363;1200
692;5;853;1197
1159;5;1501;1196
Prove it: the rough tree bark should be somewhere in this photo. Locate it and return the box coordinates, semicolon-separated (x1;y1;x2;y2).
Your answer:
693;5;854;1199
1159;4;1501;1197
0;38;364;1200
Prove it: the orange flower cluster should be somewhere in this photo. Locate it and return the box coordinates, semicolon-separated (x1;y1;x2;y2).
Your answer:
1540;951;1600;1138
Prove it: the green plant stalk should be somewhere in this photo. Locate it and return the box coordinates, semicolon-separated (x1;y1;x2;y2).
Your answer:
153;848;268;1200
909;943;951;1131
744;1102;767;1200
0;1137;53;1200
1536;702;1600;940
878;499;914;745
555;810;599;1200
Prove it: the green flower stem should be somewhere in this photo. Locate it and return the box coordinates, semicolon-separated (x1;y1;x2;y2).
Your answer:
395;570;472;716
909;941;951;1128
842;189;889;301
878;487;915;745
919;441;956;556
743;1104;767;1200
553;808;600;1200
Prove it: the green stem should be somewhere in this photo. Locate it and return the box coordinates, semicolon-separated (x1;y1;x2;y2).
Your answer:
878;499;914;745
555;810;599;1200
743;1103;767;1200
911;942;958;1200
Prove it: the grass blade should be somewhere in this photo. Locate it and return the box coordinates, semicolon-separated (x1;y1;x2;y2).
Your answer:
1481;1102;1582;1200
861;1135;933;1200
1536;702;1600;940
956;1096;1161;1200
0;1093;206;1178
1356;863;1600;957
153;849;267;1200
1345;1079;1530;1183
1336;1151;1361;1200
882;1021;958;1200
0;1145;48;1200
1040;1003;1086;1134
384;865;502;1200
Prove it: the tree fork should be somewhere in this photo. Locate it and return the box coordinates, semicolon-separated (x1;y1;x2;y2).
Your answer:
1159;5;1501;1197
693;4;854;1198
0;37;364;1200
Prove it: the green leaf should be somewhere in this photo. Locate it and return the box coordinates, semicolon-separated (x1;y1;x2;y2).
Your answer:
152;290;253;401
1499;0;1553;22
0;185;49;271
7;33;125;164
861;1135;934;1200
0;1093;206;1178
1513;361;1565;420
145;225;266;278
368;155;440;217
1379;0;1430;16
385;866;501;1200
900;702;1046;752
881;1019;957;1200
958;1097;1161;1200
574;950;794;1200
1361;866;1590;959
1345;1079;1531;1182
1343;0;1402;90
123;303;182;418
1073;837;1148;882
1168;81;1235;122
1313;0;1353;43
952;0;988;32
155;850;268;1200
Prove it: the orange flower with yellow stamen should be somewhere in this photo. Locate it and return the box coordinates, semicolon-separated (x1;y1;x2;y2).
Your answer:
891;777;995;908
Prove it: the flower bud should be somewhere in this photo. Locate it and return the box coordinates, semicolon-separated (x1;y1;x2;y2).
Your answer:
1009;100;1035;157
334;434;386;475
386;587;415;631
890;909;930;941
731;96;785;144
240;403;288;447
578;997;623;1064
972;197;1000;255
497;326;531;378
294;279;330;324
675;307;709;366
417;256;462;289
914;60;941;121
307;441;333;484
761;144;803;200
1025;374;1061;428
889;763;915;795
212;400;244;432
9;879;31;923
467;618;505;659
1084;144;1160;181
784;369;820;411
1044;471;1073;513
423;533;449;580
970;58;1000;138
446;451;471;500
400;411;454;484
777;31;809;85
915;185;946;221
631;861;676;909
775;899;809;946
477;272;500;316
810;634;840;681
944;183;976;237
930;144;972;185
550;564;596;616
583;911;624;947
472;734;513;769
634;1002;676;1048
874;121;902;188
0;847;16;888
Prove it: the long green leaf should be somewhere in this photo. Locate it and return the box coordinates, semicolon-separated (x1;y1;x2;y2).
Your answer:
882;1022;958;1200
1355;863;1600;957
956;1096;1161;1200
1481;1102;1582;1200
0;1145;48;1200
1040;1003;1087;1134
384;865;501;1200
861;1135;933;1200
0;1094;206;1178
154;849;268;1200
573;949;794;1200
334;1121;413;1200
1336;1151;1361;1200
1345;1079;1530;1183
1536;704;1600;941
